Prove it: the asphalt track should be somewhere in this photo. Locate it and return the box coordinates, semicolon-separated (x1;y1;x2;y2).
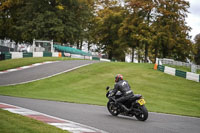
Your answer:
0;60;98;86
0;96;200;133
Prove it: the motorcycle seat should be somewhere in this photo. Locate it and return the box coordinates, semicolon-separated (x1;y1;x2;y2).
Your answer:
130;94;142;101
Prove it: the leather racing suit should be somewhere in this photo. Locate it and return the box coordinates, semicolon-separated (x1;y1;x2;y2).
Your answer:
112;80;133;104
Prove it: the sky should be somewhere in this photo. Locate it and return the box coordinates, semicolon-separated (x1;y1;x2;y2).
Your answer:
186;0;200;41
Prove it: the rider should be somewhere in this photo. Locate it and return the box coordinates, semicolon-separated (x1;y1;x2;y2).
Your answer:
112;74;134;111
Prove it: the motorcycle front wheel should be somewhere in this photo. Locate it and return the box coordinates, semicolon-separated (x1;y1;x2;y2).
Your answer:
107;101;119;116
135;105;148;121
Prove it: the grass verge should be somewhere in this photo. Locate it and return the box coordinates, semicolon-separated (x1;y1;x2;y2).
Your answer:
0;109;69;133
0;57;76;71
0;62;199;117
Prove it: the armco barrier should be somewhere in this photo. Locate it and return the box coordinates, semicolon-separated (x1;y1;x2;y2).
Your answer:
156;64;200;82
175;70;186;78
52;52;59;57
186;72;199;82
11;52;23;59
100;58;111;62
164;66;175;76
0;54;4;60
157;65;165;72
43;52;52;57
92;57;100;61
23;53;33;58
33;52;43;57
2;52;12;60
0;52;11;60
71;54;84;59
0;52;95;61
84;56;91;60
63;52;71;57
4;52;11;60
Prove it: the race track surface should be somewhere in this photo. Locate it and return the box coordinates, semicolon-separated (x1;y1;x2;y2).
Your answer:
0;96;199;133
0;60;97;86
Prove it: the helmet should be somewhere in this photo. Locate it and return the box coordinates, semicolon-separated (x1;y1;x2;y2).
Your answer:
115;74;123;82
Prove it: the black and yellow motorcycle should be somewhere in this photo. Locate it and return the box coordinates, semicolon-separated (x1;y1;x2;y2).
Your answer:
106;87;148;121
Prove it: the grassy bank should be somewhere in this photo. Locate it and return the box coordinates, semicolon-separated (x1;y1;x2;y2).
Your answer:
0;61;199;117
0;57;76;71
0;109;69;133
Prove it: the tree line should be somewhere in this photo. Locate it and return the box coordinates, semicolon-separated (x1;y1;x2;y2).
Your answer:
0;0;94;49
0;0;199;64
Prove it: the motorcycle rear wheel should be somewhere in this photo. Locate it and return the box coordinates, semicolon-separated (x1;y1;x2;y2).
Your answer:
135;105;148;121
107;101;119;116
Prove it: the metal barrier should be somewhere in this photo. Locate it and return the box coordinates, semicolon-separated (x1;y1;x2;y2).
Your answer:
157;65;200;82
157;58;200;73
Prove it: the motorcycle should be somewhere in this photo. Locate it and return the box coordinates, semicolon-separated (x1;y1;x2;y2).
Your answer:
106;86;148;121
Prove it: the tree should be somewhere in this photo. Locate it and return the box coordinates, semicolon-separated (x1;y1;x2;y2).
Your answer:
152;0;191;61
118;12;141;62
194;33;200;65
0;0;24;41
0;0;193;63
93;0;126;60
118;0;154;63
128;0;154;62
0;0;93;46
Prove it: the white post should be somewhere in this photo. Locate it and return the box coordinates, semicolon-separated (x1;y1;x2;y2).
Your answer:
33;39;36;52
156;58;159;64
51;40;54;53
191;64;197;73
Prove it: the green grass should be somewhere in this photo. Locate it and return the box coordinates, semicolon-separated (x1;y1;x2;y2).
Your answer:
0;62;200;117
0;57;76;71
0;109;69;133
